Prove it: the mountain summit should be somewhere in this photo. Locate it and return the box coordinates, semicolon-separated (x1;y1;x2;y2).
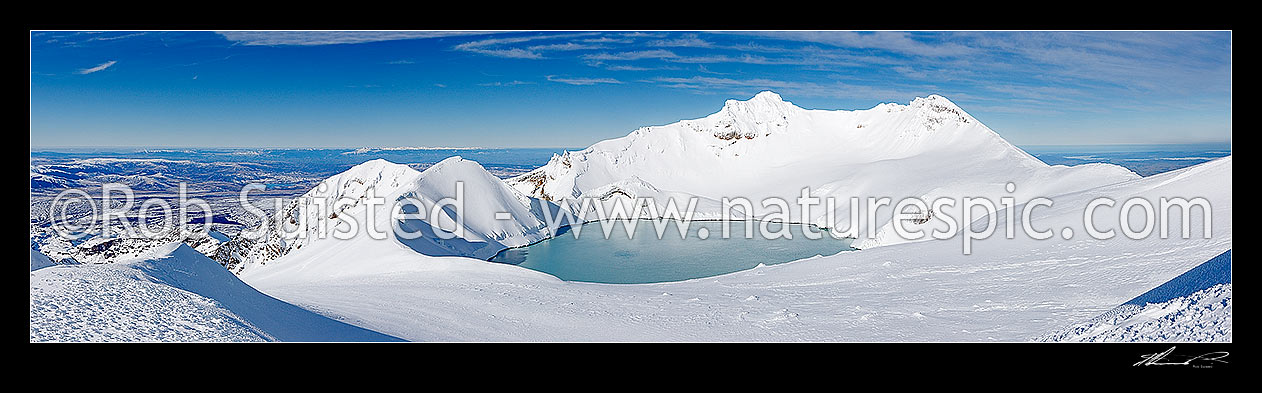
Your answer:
509;92;1139;245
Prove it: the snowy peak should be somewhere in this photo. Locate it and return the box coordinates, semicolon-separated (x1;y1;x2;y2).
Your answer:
328;157;421;190
723;90;792;110
751;90;784;101
911;94;957;107
719;91;796;119
294;158;421;217
704;92;974;142
702;91;799;140
906;94;974;126
414;156;527;201
420;155;478;176
347;158;415;178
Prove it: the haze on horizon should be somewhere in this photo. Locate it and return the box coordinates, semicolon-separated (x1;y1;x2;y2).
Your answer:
30;30;1232;149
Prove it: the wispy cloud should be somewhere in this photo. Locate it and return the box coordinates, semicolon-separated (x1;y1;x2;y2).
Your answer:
454;32;596;59
723;31;978;58
547;75;622;85
386;59;415;65
527;42;607;51
85;32;147;42
579;36;634;44
647;75;923;101
619;32;667;39
646;34;713;48
667;53;781;65
582;50;678;61
697;65;729;75
78;60;117;74
600;64;682;72
602;64;652;71
217;31;493;46
35;31;149;48
462;47;545;59
479;80;535;87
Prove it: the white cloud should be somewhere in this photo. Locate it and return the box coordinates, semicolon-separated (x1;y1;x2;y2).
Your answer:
719;31;977;58
217;31;494;46
648;75;922;100
667;53;779;64
601;64;650;71
454;32;597;59
646;34;713;48
579;36;634;44
527;42;607;51
462;47;544;59
479;80;534;87
78;60;117;74
602;64;675;71
582;50;677;61
619;32;667;38
697;65;728;75
546;75;622;85
85;32;147;42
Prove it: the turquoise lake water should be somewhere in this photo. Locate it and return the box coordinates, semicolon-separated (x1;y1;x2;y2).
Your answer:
490;220;855;284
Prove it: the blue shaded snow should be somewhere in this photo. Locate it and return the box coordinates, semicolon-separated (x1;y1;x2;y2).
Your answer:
1125;249;1231;306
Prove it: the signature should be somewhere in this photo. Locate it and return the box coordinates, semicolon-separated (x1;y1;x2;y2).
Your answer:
1134;346;1229;367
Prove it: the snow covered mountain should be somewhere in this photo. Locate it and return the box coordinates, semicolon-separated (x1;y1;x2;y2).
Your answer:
508;92;1139;247
221;91;1145;278
217;157;561;279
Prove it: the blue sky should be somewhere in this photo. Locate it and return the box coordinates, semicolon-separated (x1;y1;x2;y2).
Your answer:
30;31;1231;148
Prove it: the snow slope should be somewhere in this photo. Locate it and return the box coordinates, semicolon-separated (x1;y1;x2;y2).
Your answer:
30;242;400;342
1038;284;1231;342
245;156;1230;341
507;92;1139;246
1040;250;1231;342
